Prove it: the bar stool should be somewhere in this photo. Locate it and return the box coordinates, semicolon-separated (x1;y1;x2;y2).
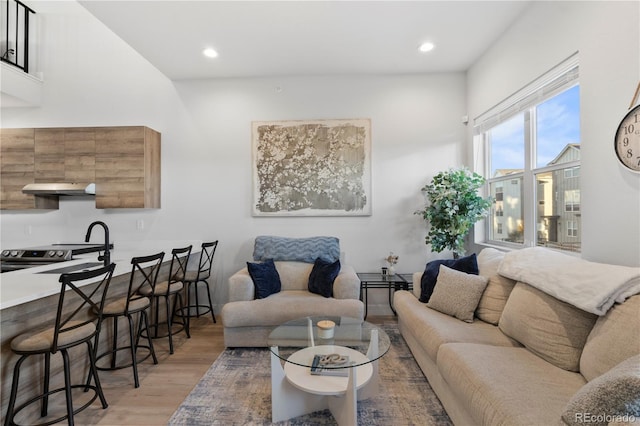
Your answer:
92;252;164;388
4;264;115;426
175;241;218;334
139;245;191;354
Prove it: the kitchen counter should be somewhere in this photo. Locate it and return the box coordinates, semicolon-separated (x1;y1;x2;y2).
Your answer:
0;239;203;424
0;239;202;310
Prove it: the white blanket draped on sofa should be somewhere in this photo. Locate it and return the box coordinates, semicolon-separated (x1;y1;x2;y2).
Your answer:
498;247;640;315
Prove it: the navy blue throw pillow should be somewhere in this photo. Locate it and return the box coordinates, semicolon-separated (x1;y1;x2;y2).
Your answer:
419;253;479;303
247;259;281;299
308;258;341;298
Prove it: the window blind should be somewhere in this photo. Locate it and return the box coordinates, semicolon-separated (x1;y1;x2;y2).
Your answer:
473;52;579;135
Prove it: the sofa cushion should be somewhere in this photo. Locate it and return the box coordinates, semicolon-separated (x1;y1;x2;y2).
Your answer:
499;282;598;371
308;258;341;298
562;355;640;426
253;235;340;263
247;259;281;299
221;290;364;327
438;343;587;426
476;248;517;325
426;265;488;323
580;295;640;382
419;253;479;303
393;291;520;361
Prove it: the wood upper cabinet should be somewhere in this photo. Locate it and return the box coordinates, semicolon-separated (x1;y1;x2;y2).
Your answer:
95;126;161;209
0;126;160;210
63;128;96;183
1;128;58;210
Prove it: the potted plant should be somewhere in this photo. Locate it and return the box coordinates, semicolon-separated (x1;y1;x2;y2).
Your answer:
415;167;491;258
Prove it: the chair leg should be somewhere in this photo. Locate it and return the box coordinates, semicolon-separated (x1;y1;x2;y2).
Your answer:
61;349;75;426
171;292;189;339
183;283;192;337
151;297;160;339
127;315;140;388
203;280;217;323
139;310;158;364
111;316;119;369
165;296;175;354
86;340;108;409
4;355;27;426
42;351;51;417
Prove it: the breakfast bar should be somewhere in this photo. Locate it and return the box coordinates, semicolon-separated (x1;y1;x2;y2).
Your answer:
0;240;201;424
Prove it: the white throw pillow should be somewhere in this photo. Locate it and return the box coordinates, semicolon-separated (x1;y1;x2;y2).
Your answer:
426;265;489;323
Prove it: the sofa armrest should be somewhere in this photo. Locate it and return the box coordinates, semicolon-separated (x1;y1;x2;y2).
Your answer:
228;268;255;302
333;264;360;300
412;272;423;299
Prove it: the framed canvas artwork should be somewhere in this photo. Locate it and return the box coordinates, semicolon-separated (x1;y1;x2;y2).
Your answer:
252;118;371;216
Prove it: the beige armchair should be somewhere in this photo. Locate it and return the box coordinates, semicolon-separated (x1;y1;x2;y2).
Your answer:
221;237;364;347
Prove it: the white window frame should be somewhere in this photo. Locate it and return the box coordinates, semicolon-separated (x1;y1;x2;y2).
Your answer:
473;53;580;251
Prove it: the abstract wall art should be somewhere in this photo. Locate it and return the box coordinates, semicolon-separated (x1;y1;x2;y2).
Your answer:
252;119;371;216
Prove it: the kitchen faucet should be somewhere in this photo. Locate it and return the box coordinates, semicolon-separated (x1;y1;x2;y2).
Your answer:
85;221;111;267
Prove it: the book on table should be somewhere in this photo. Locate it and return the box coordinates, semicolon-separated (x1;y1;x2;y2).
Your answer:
310;353;353;377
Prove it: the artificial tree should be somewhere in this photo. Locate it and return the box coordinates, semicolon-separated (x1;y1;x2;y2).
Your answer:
415;167;491;258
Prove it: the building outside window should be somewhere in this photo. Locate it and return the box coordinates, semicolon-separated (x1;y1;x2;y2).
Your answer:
474;54;581;253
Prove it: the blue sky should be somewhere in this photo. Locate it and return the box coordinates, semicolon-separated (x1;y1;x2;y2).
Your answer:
490;85;580;174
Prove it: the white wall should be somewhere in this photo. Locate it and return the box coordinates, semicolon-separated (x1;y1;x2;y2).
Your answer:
1;1;468;314
6;1;636;316
467;0;640;267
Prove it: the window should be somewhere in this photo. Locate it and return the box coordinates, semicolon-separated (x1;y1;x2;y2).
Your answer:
564;167;579;179
474;54;580;253
564;189;580;212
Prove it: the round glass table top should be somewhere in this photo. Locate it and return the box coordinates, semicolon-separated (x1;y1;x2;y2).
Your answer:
267;316;390;369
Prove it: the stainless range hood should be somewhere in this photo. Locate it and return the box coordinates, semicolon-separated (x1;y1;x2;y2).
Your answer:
22;183;96;196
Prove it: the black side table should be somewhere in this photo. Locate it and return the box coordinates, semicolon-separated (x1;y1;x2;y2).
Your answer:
357;272;413;319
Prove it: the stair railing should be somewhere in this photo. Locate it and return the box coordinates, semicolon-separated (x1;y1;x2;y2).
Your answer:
1;0;36;73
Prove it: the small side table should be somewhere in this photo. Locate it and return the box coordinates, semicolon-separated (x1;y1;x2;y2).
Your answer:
357;273;412;319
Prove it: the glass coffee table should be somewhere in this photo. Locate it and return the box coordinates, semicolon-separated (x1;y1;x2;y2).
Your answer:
268;316;391;425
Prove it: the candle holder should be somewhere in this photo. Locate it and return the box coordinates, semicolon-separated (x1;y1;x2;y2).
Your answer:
317;320;335;339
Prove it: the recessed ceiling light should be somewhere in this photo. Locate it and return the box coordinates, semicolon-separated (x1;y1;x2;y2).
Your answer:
203;48;218;58
419;42;435;53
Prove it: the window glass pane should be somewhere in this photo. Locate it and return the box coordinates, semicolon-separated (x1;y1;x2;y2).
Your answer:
536;85;580;168
489;113;525;177
489;177;523;243
535;167;581;252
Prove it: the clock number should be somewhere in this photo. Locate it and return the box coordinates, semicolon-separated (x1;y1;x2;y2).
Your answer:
624;123;635;134
626;149;634;158
623;136;629;147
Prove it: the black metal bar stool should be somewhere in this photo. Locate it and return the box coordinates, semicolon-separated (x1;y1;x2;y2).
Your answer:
175;241;218;334
4;264;115;426
139;245;191;354
92;252;164;388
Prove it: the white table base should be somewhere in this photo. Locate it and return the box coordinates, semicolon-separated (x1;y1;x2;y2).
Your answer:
271;329;379;425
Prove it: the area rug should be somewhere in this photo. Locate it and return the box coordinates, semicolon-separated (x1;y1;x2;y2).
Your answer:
169;324;452;425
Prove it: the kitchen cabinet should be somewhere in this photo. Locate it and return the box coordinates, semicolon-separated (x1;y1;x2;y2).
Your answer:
0;126;160;210
63;128;96;183
34;128;95;184
95;126;161;209
1;128;58;209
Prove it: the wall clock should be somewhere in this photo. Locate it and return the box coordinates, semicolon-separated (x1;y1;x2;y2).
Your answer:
614;103;640;173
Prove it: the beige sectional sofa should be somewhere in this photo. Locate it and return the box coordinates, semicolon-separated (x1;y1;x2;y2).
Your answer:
395;248;640;426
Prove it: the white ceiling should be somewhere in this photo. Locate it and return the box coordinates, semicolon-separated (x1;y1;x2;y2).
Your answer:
79;1;531;81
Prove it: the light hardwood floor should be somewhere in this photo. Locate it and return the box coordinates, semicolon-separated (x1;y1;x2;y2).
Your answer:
68;315;395;425
74;316;225;425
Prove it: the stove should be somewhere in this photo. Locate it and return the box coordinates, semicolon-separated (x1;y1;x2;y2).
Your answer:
0;244;113;272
